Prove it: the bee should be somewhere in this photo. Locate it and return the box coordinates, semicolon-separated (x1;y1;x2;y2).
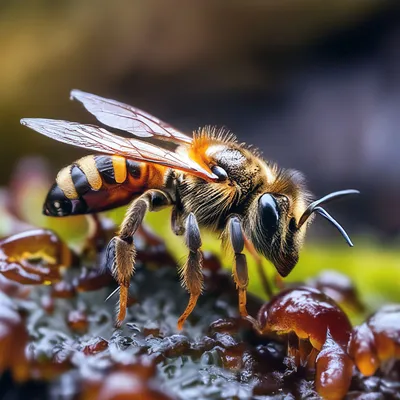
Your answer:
21;90;358;329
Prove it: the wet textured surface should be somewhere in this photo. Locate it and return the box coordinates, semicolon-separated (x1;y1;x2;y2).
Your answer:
0;251;399;400
0;218;399;399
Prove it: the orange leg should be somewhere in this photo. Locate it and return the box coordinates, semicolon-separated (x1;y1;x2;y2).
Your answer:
227;215;259;329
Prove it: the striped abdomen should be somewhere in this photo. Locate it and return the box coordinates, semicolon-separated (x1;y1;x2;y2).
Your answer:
44;155;166;216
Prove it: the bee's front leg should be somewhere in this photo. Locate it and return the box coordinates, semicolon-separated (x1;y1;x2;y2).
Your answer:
105;189;173;327
177;212;203;330
226;215;259;329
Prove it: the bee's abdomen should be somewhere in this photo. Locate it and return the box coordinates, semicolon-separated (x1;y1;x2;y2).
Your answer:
95;155;126;184
44;155;165;216
43;183;83;216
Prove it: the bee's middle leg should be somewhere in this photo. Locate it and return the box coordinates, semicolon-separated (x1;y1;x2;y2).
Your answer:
106;189;172;326
177;212;203;330
226;215;259;328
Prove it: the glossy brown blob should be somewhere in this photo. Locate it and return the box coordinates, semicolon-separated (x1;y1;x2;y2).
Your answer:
258;287;352;351
257;287;354;397
316;332;354;400
134;224;176;268
213;333;246;370
51;281;76;299
81;337;109;355
143;321;161;337
0;229;73;285
135;247;175;269
202;251;222;273
308;270;365;313
348;323;379;376
368;305;400;357
159;335;191;358
0;275;30;299
31;359;73;380
74;268;114;292
208;318;245;335
82;361;173;400
67;309;89;334
219;345;245;370
349;304;400;376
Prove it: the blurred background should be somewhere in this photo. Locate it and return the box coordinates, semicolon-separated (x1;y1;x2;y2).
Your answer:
1;0;400;241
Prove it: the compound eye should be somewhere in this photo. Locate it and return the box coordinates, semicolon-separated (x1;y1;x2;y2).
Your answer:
275;194;289;210
258;193;280;233
211;165;228;182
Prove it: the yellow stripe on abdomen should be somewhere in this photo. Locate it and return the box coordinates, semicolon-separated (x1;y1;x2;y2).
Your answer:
56;166;78;199
112;156;127;183
76;156;102;191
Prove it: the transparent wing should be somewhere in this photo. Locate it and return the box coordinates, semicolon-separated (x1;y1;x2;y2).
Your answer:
70;89;192;145
20;119;217;181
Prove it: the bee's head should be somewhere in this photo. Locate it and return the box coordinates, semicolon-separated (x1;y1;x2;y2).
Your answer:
244;169;358;277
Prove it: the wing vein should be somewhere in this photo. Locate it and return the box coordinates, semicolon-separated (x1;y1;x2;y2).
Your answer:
20;118;217;181
70;89;193;144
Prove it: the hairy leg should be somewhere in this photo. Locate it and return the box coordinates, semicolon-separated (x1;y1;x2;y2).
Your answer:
177;212;203;330
105;189;172;326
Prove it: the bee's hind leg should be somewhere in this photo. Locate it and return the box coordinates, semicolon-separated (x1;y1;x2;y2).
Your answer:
105;189;173;327
177;212;203;330
226;215;259;329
